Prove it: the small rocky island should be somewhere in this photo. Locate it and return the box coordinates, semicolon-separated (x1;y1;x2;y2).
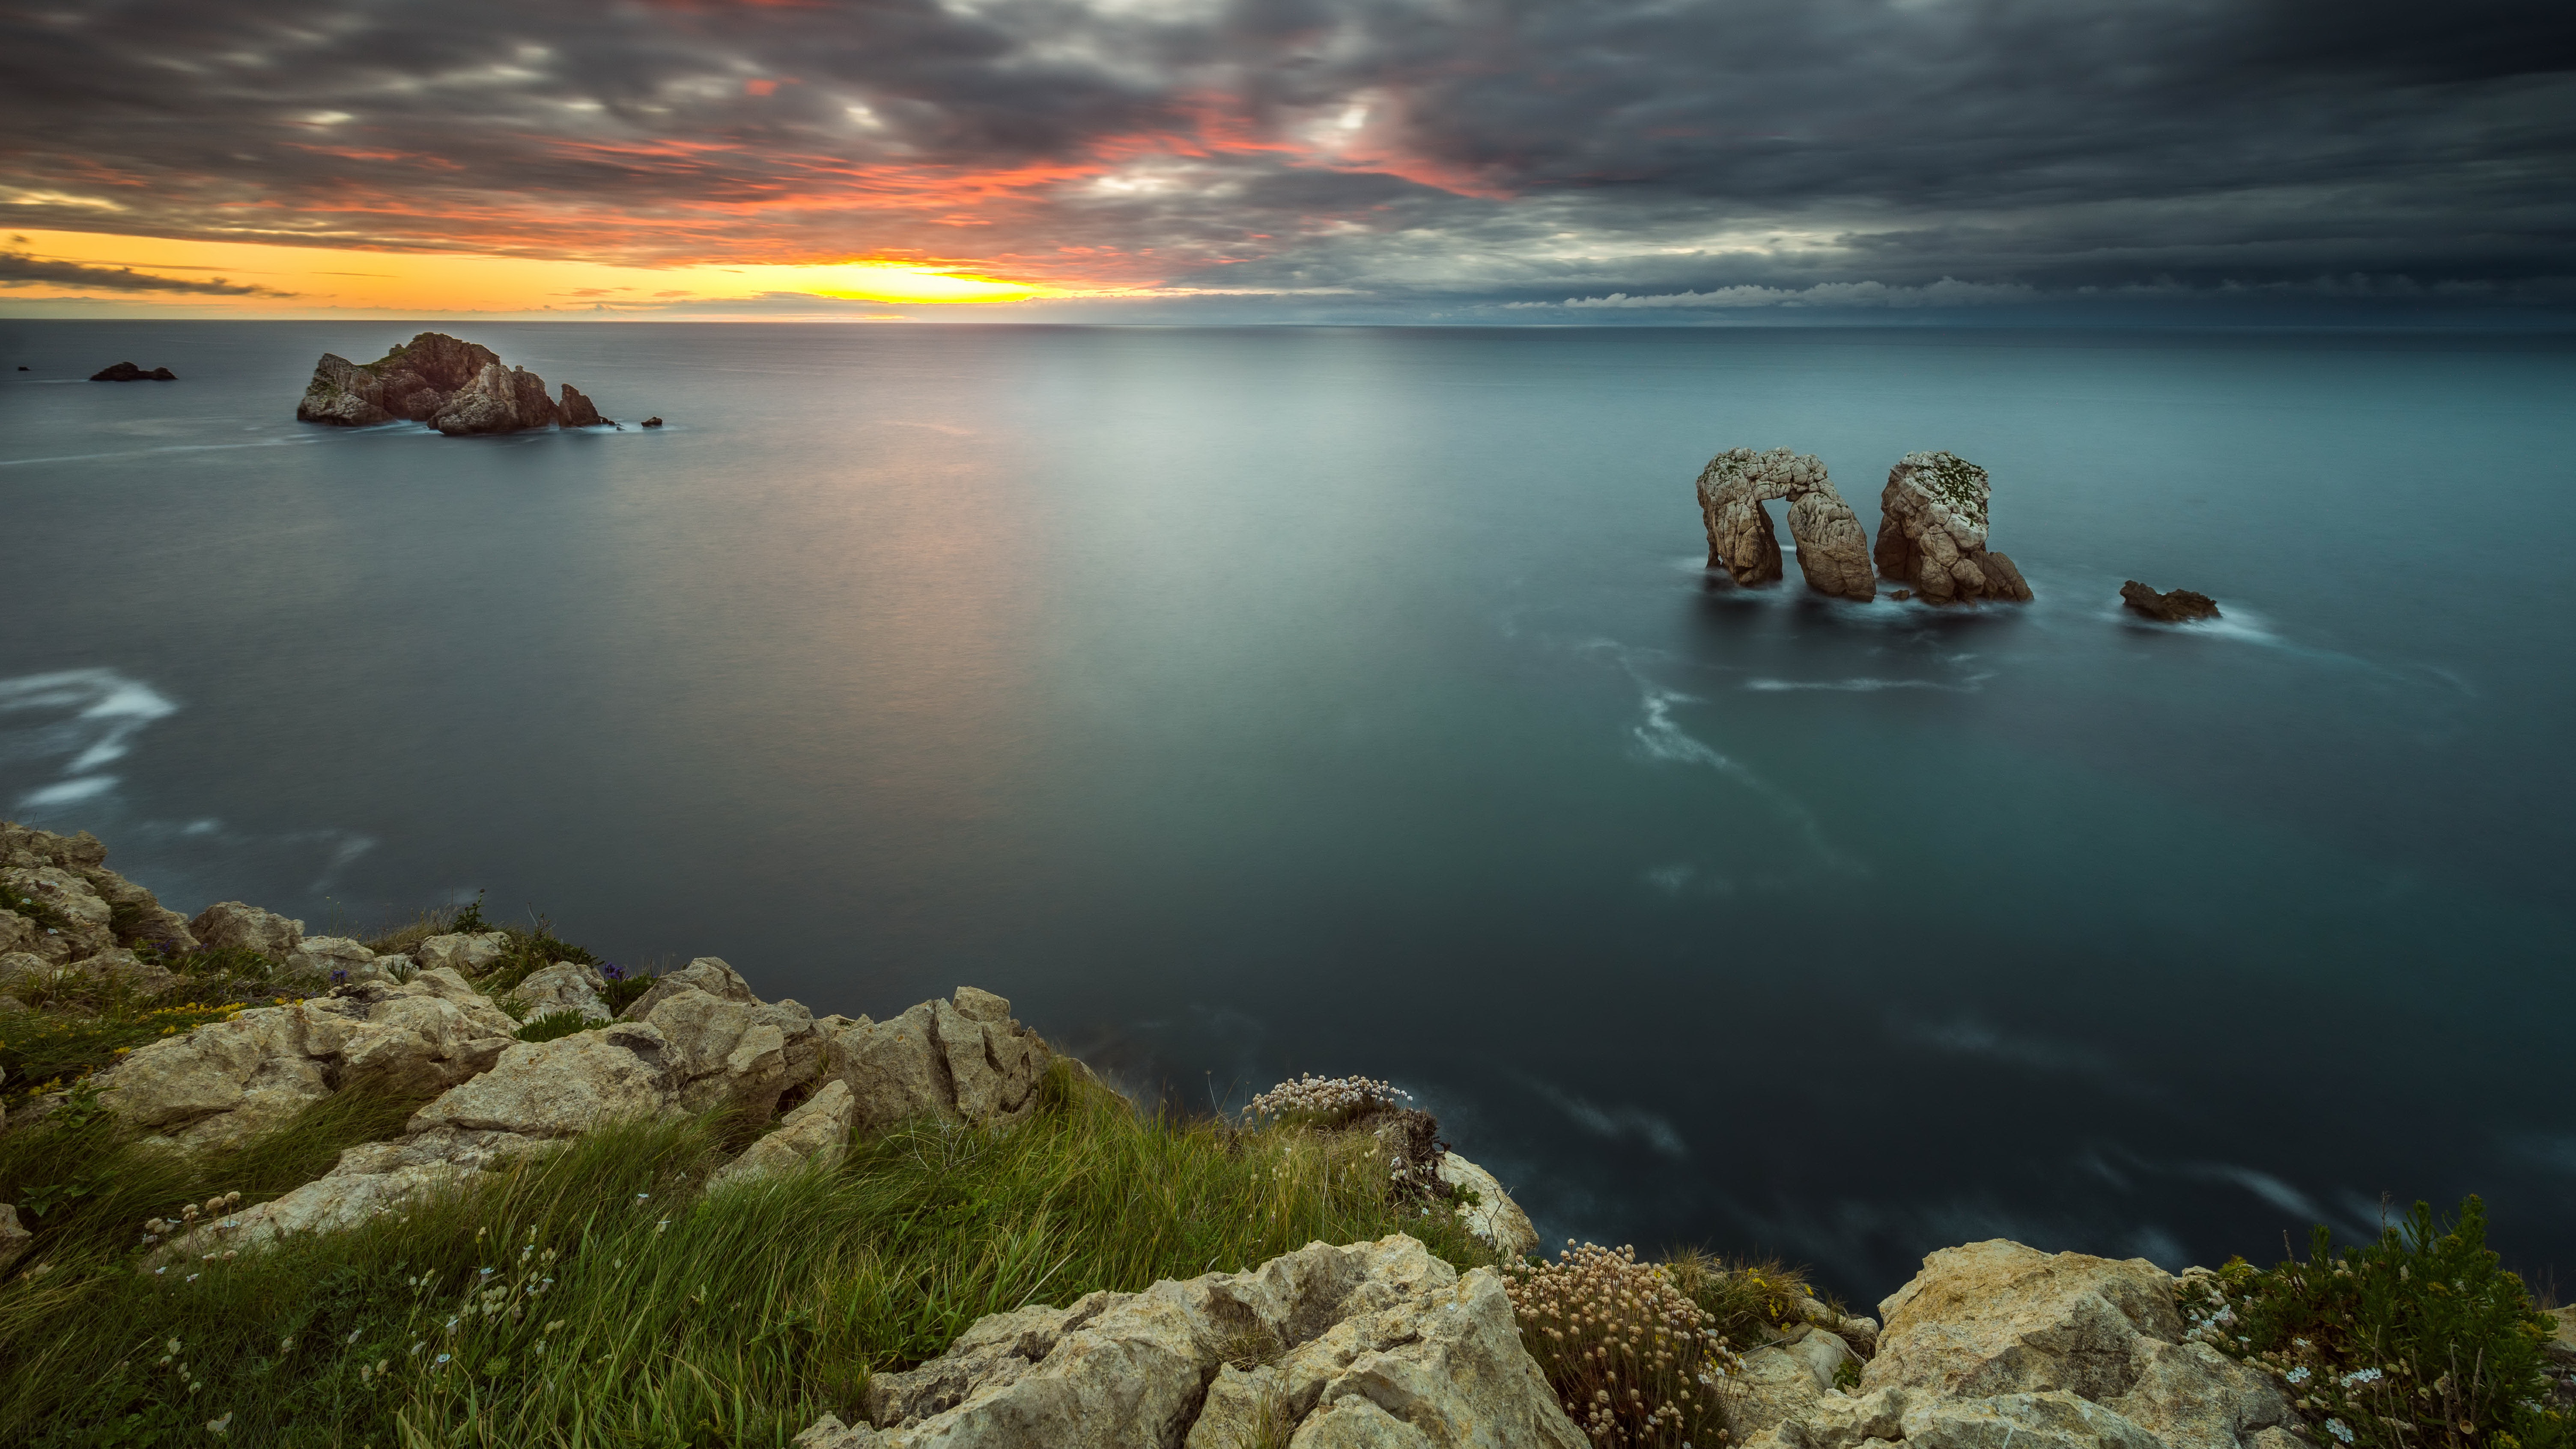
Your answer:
1696;448;2031;605
89;362;176;382
2121;581;2222;622
296;331;614;435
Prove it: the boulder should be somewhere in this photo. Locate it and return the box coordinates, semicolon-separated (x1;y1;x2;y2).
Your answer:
802;1234;1583;1449
620;955;759;1019
405;1022;677;1138
89;362;176;381
822;988;1055;1136
292;936;382;981
1696;447;1877;601
61;948;182;998
2118;583;2220;623
559;383;611;427
1738;1344;1832;1437
1771;1385;1911;1449
644;979;823;1118
711;1079;856;1187
1862;1240;2298;1449
159;1127;553;1258
1875;453;2033;605
94;969;518;1151
189;900;304;959
3;865;118;962
412;931;508;977
515;960;613;1023
1433;1151;1538;1258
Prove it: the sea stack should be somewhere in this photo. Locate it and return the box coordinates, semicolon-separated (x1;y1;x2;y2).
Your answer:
2120;580;2220;621
1694;447;1875;601
1874;451;2033;604
295;332;608;435
90;362;176;381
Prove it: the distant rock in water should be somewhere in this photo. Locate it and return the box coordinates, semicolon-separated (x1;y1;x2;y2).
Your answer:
641;415;664;428
295;332;611;435
90;362;176;381
2120;580;2220;622
1875;451;2033;604
1695;447;1875;600
558;383;611;427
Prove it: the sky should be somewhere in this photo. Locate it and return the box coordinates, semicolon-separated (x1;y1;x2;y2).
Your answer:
2;0;2570;323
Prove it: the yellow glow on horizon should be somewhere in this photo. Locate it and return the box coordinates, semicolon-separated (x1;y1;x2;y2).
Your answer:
0;230;1061;314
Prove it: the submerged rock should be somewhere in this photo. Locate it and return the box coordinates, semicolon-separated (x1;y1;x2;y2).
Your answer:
2119;581;2220;623
294;332;609;434
1875;452;2033;605
89;362;176;381
1696;447;1877;600
798;1234;1584;1449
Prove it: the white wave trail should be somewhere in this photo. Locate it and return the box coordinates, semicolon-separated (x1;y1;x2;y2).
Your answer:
1744;674;1994;693
0;670;180;803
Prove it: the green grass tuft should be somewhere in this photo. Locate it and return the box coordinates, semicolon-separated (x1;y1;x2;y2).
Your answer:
513;1011;596;1045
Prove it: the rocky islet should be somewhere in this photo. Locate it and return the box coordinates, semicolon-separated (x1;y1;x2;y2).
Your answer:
294;331;620;434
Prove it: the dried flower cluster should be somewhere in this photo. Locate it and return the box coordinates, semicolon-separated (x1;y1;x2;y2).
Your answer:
1504;1241;1745;1448
1245;1073;1412;1123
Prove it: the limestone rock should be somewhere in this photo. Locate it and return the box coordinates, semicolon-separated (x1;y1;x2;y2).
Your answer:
1739;1344;1832;1437
433;361;561;435
413;931;508;977
160;1127;553;1258
515;961;613;1023
90;362;177;381
1875;453;2032;605
712;1080;856;1187
559;383;611;426
66;856;198;954
620;955;759;1020
1434;1151;1538;1258
2119;583;2220;623
1789;1328;1863;1390
1696;447;1877;601
1863;1240;2296;1449
0;823;109;871
190;900;304;958
821;1234;1582;1449
63;948;182;997
292;936;382;981
644;982;818;1117
1774;1385;1911;1449
1903;1392;2165;1449
824;988;1055;1136
407;1023;677;1137
1;1202;30;1273
3;865;118;962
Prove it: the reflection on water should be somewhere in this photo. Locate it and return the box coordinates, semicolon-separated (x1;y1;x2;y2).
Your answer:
3;320;2572;1294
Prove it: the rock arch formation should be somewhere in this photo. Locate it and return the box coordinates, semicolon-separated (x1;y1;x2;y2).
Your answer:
1694;447;1877;601
1873;451;2033;604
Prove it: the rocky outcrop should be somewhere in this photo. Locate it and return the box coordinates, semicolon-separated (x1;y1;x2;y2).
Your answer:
94;969;519;1151
189;900;304;958
1805;1241;2303;1449
1;823;196;970
412;930;507;977
514;960;613;1022
294;332;608;435
2119;582;2220;623
405;1021;677;1138
797;1233;1585;1449
1435;1151;1539;1258
1875;453;2033;605
712;1079;856;1187
819;986;1055;1135
559;383;611;427
160;1126;555;1258
89;362;176;381
1697;448;1877;600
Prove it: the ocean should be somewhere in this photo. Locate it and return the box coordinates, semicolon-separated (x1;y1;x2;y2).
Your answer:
5;319;2572;1297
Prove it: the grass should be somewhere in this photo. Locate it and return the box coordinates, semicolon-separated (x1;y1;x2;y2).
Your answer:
1661;1247;1820;1346
2179;1196;2570;1449
0;1062;1494;1447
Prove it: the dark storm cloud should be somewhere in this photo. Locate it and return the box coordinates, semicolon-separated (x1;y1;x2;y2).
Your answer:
0;246;286;295
0;0;2567;310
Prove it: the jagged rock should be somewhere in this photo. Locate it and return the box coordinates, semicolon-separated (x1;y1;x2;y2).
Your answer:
1696;447;1877;601
295;332;602;434
803;1234;1583;1449
412;931;507;977
433;361;561;435
712;1080;855;1187
515;961;613;1022
1862;1240;2297;1449
61;948;182;997
644;975;823;1117
822;988;1054;1136
292;936;382;981
93;969;517;1151
2;822;193;955
1875;453;2032;605
620;955;759;1020
559;383;611;426
1435;1151;1539;1258
189;900;304;959
2;865;116;963
0;1202;29;1274
406;1022;677;1138
2118;583;2220;623
1740;1344;1833;1437
89;362;176;381
0;823;107;870
1771;1385;1911;1449
160;1127;553;1258
1903;1392;2165;1449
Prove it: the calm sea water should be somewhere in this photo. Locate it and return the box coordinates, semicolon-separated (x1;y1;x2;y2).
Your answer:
5;319;2572;1297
